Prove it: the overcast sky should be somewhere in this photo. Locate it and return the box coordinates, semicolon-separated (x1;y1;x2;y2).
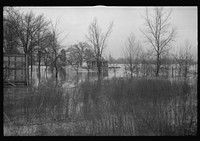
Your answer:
18;6;197;59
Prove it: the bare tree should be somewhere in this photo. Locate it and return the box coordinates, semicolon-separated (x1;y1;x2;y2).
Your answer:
78;42;90;67
160;52;171;78
140;49;154;77
84;47;95;61
66;45;81;73
173;40;193;81
3;7;21;54
3;7;50;84
86;18;114;75
123;33;142;78
34;31;52;82
38;31;54;78
141;7;176;76
84;47;96;72
66;42;89;70
48;22;62;81
46;18;68;84
19;12;50;54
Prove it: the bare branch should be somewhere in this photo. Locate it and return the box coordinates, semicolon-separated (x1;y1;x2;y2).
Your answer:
86;18;114;74
141;7;176;76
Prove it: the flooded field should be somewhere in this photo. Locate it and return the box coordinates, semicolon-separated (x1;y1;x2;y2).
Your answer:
3;64;197;136
28;64;198;87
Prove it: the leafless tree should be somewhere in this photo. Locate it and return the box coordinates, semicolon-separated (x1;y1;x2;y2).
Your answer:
3;7;50;84
86;18;114;75
66;45;81;73
84;47;96;72
123;33;142;78
140;49;154;77
84;47;95;61
18;11;50;54
66;42;89;70
45;17;69;84
77;42;90;67
160;52;171;78
173;40;193;81
3;7;21;54
141;7;176;76
47;21;63;81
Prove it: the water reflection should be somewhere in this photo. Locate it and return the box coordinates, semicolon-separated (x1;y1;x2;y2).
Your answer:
31;66;111;88
8;64;198;88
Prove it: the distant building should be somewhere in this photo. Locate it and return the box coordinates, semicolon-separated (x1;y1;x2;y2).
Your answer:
4;54;29;85
86;57;108;70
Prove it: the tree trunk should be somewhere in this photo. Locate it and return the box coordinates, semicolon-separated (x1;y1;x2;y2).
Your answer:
45;55;48;80
97;57;101;76
54;51;58;83
156;54;160;77
26;54;29;85
184;65;188;81
30;52;33;85
80;58;83;67
55;63;58;81
38;51;41;83
130;64;133;78
131;70;133;78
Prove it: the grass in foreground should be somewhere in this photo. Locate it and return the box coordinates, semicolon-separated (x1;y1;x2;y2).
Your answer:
4;77;197;136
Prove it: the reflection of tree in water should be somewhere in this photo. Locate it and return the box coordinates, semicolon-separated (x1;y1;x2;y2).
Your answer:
34;65;109;88
88;70;108;81
63;69;109;120
58;67;67;83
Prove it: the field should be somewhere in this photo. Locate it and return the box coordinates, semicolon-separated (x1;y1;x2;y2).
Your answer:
3;77;197;136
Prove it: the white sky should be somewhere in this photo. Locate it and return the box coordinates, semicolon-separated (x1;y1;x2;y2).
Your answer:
18;6;197;59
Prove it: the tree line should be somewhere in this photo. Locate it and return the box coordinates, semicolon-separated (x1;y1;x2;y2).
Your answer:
3;7;197;82
121;8;196;79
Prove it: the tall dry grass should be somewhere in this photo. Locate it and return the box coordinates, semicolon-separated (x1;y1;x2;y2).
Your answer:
4;77;197;136
79;77;197;135
4;78;67;126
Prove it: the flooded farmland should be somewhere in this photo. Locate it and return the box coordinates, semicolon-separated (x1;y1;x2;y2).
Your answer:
3;64;197;136
25;63;198;87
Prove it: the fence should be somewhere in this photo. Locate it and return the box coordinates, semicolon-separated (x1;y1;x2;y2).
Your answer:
4;54;29;85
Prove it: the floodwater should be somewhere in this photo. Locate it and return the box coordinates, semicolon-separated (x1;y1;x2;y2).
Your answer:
30;63;197;87
4;64;127;100
3;64;197;135
30;64;127;88
5;63;198;89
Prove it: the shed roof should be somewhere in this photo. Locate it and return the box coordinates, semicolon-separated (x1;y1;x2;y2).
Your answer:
87;57;108;62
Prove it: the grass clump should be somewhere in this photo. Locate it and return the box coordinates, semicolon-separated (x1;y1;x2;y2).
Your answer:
79;77;197;136
4;77;197;136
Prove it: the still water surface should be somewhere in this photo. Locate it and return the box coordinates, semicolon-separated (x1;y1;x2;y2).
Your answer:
31;63;197;88
30;64;127;88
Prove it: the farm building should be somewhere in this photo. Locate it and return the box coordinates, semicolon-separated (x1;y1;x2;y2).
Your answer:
87;58;108;70
3;54;29;85
86;57;108;70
